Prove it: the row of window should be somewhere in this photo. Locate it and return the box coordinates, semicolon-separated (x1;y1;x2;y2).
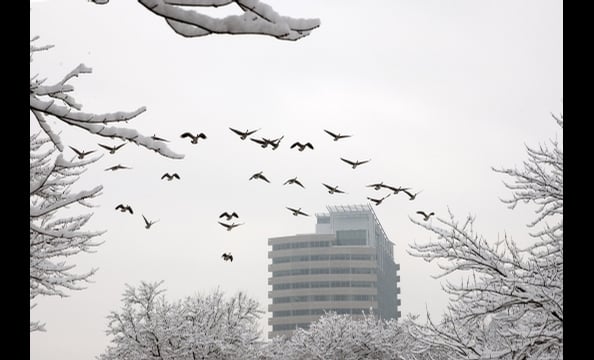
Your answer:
272;254;375;264
272;281;375;290
273;267;376;277
272;294;376;304
273;308;373;317
272;241;332;250
272;323;311;332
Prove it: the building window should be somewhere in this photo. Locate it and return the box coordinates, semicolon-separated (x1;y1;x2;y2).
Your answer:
336;230;367;246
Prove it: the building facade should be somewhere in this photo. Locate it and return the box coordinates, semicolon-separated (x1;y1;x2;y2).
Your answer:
268;204;401;338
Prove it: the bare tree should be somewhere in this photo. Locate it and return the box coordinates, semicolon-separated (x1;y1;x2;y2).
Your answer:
408;115;563;359
91;0;320;41
30;133;105;332
100;281;265;359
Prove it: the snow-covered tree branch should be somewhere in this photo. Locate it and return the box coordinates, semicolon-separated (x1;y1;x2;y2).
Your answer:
30;37;184;160
92;0;320;41
100;281;265;359
30;133;106;332
407;115;563;359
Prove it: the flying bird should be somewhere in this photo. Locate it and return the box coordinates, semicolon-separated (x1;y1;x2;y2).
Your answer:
151;134;169;142
416;211;435;221
219;212;239;221
229;127;260;140
69;146;96;159
322;183;346;194
105;164;131;171
161;173;181;181
383;185;411;195
403;190;423;200
115;204;133;214
98;143;126;154
142;215;159;229
249;171;270;183
222;252;234;262
340;158;371;169
367;194;391;206
366;182;385;191
290;142;314;152
180;132;207;144
283;177;305;188
270;136;284;150
218;222;244;231
324;129;352;141
286;207;309;217
250;137;270;148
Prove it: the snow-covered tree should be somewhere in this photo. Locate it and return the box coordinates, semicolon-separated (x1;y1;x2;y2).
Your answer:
263;312;446;360
100;281;265;360
91;0;320;41
30;132;105;332
408;115;563;359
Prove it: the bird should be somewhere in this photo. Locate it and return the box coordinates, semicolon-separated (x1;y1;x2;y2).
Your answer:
250;137;270;148
229;127;260;140
283;177;305;188
403;190;423;200
161;173;181;181
324;129;352;141
290;142;314;152
249;171;270;183
180;132;207;144
383;185;411;195
286;207;309;217
115;204;133;214
105;164;131;171
222;252;234;262
416;211;435;221
270;136;284;150
218;222;244;231
142;215;159;229
219;212;239;221
69;146;96;159
322;183;346;194
151;134;169;142
366;182;385;191
98;143;126;154
340;158;371;169
367;194;391;206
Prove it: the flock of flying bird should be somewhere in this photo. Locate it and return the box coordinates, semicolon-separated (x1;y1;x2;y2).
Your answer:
68;128;435;263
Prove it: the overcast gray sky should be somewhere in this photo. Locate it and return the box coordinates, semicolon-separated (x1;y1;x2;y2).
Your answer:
30;1;562;359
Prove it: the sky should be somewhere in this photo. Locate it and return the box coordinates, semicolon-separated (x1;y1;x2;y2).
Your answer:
30;1;562;359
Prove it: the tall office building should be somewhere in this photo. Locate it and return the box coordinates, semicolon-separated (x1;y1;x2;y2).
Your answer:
268;204;401;338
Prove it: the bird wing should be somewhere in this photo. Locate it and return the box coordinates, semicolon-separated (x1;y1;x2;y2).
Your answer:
306;143;314;149
229;127;244;136
69;146;82;156
416;211;428;217
127;206;134;214
300;210;309;216
114;143;127;150
246;129;259;136
290;142;299;148
219;212;229;218
359;159;371;165
231;212;238;218
218;221;230;229
198;133;207;139
143;215;150;225
98;143;113;151
335;188;345;194
180;132;193;138
322;183;333;190
229;255;233;262
84;150;97;156
324;129;338;138
105;166;115;171
338;134;351;139
173;173;180;179
115;204;124;210
161;173;169;179
403;189;413;198
340;158;355;166
260;175;270;183
250;138;266;145
295;180;304;188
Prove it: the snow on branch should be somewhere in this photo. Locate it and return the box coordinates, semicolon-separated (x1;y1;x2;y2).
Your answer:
30;37;184;159
132;0;320;41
